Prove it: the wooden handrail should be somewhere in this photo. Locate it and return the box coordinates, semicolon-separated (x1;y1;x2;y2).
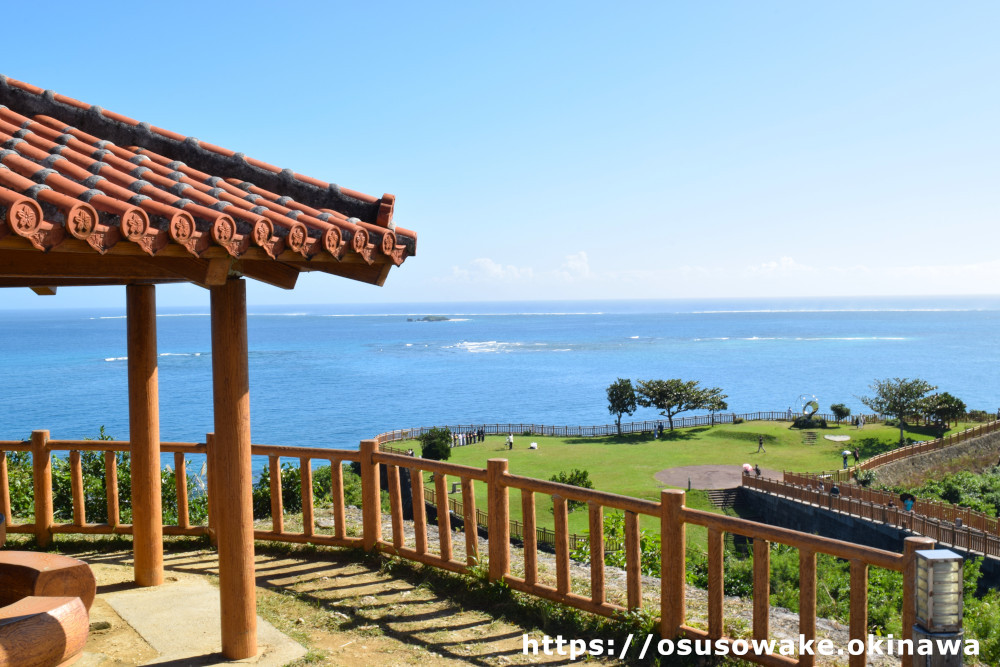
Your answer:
0;431;960;667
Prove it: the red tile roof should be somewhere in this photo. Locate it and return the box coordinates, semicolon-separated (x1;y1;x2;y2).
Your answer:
0;75;416;290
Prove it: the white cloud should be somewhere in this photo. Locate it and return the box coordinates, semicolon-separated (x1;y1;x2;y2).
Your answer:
553;251;591;281
450;258;534;283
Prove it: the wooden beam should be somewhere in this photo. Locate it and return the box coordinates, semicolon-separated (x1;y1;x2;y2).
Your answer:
29;287;56;296
210;279;257;660
201;258;232;287
127;284;164;588
232;260;299;290
0;279;186;288
282;260;389;285
0;249;225;284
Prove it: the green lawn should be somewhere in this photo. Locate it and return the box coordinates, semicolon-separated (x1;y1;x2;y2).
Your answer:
412;420;975;550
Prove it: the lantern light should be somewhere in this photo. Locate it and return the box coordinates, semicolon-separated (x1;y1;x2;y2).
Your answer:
915;549;964;633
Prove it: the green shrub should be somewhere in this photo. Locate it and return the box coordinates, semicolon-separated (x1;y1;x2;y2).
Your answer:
854;469;877;487
549;469;594;510
897;468;1000;517
252;461;347;519
968;410;990;422
791;416;827;429
571;511;660;575
7;427;209;526
419;427;452;461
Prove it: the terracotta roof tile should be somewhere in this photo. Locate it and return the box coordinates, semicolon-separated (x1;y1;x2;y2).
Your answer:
0;75;415;287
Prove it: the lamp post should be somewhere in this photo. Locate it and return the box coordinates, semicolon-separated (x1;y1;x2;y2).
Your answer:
913;549;964;667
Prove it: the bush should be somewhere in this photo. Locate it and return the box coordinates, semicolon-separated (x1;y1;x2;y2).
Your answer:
252;461;353;519
791;416;827;429
732;417;744;424
419;427;452;461
549;469;594;510
571;511;660;575
8;427;210;526
969;409;990;422
854;469;877;487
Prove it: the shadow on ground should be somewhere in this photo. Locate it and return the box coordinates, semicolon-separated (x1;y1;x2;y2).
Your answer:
37;537;592;666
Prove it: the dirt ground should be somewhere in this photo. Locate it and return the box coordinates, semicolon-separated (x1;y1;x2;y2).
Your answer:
42;537;616;666
654;464;781;490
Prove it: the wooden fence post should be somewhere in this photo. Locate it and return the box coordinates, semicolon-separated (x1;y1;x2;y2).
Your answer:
487;459;510;581
105;451;119;529
799;548;817;667
753;538;770;640
206;433;218;547
70;451;84;525
0;451;9;527
300;458;313;538
174;452;189;530
269;455;283;534
31;430;52;548
660;489;685;639
360;439;380;551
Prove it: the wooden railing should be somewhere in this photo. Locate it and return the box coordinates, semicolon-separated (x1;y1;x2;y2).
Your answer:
743;475;1000;558
790;420;1000;483
744;476;1000;559
373;411;889;444
422;483;625;554
781;471;1000;536
0;432;939;666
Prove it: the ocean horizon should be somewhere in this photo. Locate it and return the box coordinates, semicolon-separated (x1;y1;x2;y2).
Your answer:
2;295;999;473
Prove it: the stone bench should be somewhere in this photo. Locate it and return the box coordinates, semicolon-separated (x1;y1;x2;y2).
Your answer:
0;514;94;666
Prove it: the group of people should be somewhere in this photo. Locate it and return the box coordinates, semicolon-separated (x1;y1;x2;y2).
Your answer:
452;428;485;446
841;448;861;469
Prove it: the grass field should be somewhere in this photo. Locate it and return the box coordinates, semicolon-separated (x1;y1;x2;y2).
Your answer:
411;420;975;551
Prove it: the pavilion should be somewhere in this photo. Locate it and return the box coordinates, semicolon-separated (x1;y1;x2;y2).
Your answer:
0;75;417;659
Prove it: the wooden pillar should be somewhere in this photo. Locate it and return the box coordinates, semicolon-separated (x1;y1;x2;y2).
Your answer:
126;284;163;587
31;430;52;547
210;278;256;659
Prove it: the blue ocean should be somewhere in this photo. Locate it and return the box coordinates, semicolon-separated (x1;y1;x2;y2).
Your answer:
1;296;999;470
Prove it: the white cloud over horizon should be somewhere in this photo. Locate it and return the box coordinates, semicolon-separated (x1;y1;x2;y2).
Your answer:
432;252;1000;301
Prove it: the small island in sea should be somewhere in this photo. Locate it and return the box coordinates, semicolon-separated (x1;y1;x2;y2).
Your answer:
407;315;451;322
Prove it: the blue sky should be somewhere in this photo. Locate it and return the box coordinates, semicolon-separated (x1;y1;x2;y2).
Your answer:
2;1;998;309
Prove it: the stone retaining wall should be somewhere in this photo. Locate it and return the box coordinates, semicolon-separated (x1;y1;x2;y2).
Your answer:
872;431;1000;487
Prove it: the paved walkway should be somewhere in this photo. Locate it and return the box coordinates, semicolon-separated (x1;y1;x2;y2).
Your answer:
655;464;781;490
76;559;306;666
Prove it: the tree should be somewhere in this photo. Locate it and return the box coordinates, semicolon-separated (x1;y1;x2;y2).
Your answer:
419;427;452;461
859;377;937;445
830;403;851;423
703;386;729;426
636;378;723;432
606;378;637;435
924;392;966;429
549;469;594;510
